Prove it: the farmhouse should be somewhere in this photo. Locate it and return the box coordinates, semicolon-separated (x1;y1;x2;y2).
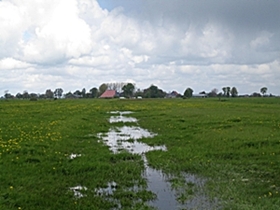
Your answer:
166;91;179;98
99;90;116;98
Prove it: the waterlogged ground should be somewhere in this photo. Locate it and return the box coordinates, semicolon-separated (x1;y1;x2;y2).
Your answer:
96;111;219;209
1;98;280;210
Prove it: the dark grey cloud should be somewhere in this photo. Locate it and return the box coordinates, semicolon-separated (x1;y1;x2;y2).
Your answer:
1;0;280;96
98;0;280;65
134;0;280;30
140;0;280;48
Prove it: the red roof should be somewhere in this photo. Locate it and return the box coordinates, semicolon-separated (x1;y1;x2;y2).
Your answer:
99;90;116;98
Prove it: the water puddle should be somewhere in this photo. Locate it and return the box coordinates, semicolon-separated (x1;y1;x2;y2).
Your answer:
97;126;166;154
141;155;178;209
109;116;138;123
96;111;219;209
95;181;117;196
141;155;218;209
69;186;87;198
65;111;219;208
109;111;134;115
69;153;81;159
109;111;138;123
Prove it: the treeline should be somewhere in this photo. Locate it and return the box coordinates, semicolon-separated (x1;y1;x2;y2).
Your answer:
183;86;272;98
2;82;272;99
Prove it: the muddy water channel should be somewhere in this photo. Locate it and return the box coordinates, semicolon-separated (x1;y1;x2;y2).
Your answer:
96;111;218;210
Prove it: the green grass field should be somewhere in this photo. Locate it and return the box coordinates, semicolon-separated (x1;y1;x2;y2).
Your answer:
1;98;280;209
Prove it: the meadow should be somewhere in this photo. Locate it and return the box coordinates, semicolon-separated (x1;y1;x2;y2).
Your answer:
0;97;279;209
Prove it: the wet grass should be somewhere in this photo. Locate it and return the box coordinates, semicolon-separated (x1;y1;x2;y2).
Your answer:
1;98;280;209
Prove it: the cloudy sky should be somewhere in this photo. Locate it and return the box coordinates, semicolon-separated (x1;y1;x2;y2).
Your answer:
1;0;280;96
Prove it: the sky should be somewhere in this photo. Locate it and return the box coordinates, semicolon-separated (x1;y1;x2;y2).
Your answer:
1;0;280;96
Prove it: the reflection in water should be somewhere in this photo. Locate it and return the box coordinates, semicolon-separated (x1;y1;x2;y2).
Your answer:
109;115;138;123
108;111;136;123
109;111;138;123
109;111;134;115
97;126;166;154
142;155;179;209
96;111;219;209
142;156;217;210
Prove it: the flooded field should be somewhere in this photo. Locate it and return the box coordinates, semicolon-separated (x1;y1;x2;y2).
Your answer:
97;111;219;209
2;98;279;209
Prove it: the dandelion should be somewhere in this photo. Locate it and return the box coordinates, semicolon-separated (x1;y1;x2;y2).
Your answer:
10;186;13;190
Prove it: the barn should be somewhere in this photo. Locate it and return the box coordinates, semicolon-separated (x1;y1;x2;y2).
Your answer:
99;90;116;98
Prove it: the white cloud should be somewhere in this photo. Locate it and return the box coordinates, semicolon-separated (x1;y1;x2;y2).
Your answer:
180;23;233;63
68;55;111;67
0;0;280;96
19;0;92;64
0;1;25;58
0;57;34;70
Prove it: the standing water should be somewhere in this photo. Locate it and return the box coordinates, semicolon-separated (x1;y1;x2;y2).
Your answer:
96;111;219;209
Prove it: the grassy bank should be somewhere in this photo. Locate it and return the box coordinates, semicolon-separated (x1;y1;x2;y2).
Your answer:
1;98;279;209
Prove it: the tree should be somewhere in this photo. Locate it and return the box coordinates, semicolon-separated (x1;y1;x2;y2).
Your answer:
208;88;218;97
260;87;267;96
4;90;10;99
16;93;23;99
73;90;82;96
65;91;74;98
81;88;86;98
222;87;227;96
122;83;135;98
90;87;98;98
54;88;63;99
143;85;166;98
149;85;158;98
251;92;261;97
39;94;46;99
45;89;54;99
99;83;108;96
231;87;238;97
85;93;92;98
134;88;144;98
184;88;193;98
226;87;231;97
23;91;29;99
106;82;125;92
30;93;38;99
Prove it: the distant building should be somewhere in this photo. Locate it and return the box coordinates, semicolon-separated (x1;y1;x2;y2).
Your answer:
193;93;207;98
166;91;180;98
99;90;116;98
